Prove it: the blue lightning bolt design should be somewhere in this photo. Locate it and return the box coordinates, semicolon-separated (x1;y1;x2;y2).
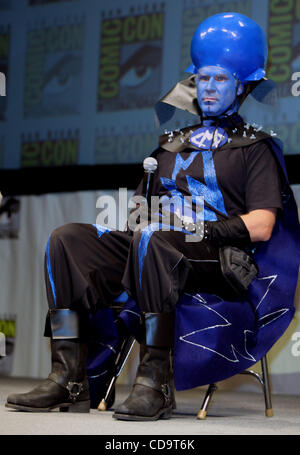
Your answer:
186;150;227;220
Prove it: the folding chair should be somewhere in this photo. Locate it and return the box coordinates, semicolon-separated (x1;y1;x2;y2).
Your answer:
97;335;136;411
197;354;273;419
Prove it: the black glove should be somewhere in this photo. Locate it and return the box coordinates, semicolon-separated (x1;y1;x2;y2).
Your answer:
204;216;251;248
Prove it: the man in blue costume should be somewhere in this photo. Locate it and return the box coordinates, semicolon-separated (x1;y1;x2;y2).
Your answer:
6;13;299;421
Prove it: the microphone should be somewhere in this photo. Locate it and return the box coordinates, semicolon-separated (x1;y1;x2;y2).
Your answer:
142;157;158;205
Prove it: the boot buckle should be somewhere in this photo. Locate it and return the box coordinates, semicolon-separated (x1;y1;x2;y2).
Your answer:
161;384;171;404
66;381;83;402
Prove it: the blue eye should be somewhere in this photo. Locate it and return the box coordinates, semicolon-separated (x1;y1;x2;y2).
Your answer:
198;75;209;82
215;75;227;81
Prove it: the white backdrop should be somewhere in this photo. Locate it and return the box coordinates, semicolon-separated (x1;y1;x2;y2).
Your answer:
0;186;299;394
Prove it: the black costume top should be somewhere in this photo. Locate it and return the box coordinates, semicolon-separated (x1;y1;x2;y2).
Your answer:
86;113;300;395
135;114;282;224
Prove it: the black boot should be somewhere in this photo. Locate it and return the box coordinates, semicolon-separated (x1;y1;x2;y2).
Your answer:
113;312;174;421
6;309;90;413
138;343;176;410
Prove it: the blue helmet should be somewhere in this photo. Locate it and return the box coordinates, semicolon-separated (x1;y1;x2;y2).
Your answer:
186;12;268;82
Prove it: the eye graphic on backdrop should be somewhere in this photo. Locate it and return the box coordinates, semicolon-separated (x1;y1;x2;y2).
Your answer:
119;44;162;89
43;54;82;96
120;66;153;88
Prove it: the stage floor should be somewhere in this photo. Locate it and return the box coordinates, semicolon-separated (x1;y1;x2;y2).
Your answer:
1;377;299;435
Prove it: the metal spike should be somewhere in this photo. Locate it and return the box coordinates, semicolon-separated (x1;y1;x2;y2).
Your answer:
243;131;247;137
250;134;256;139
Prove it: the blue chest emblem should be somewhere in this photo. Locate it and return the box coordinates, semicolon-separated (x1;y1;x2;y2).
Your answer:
190;127;228;150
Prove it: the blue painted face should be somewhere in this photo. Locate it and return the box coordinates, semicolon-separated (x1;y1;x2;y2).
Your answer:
196;66;243;117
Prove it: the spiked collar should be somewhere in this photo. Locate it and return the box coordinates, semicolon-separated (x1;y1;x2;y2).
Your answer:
158;115;277;153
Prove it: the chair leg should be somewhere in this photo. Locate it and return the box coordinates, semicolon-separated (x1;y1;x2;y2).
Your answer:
261;355;273;417
240;355;274;417
98;336;135;411
197;383;217;420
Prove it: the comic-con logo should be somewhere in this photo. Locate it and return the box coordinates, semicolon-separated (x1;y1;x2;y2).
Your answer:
97;9;164;112
267;0;300;98
21;130;79;167
190;127;228;150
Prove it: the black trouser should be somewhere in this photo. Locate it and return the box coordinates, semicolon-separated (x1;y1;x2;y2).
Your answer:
44;223;232;322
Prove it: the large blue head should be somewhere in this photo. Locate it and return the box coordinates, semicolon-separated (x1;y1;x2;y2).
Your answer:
187;12;268;82
187;13;268;117
154;13;271;125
